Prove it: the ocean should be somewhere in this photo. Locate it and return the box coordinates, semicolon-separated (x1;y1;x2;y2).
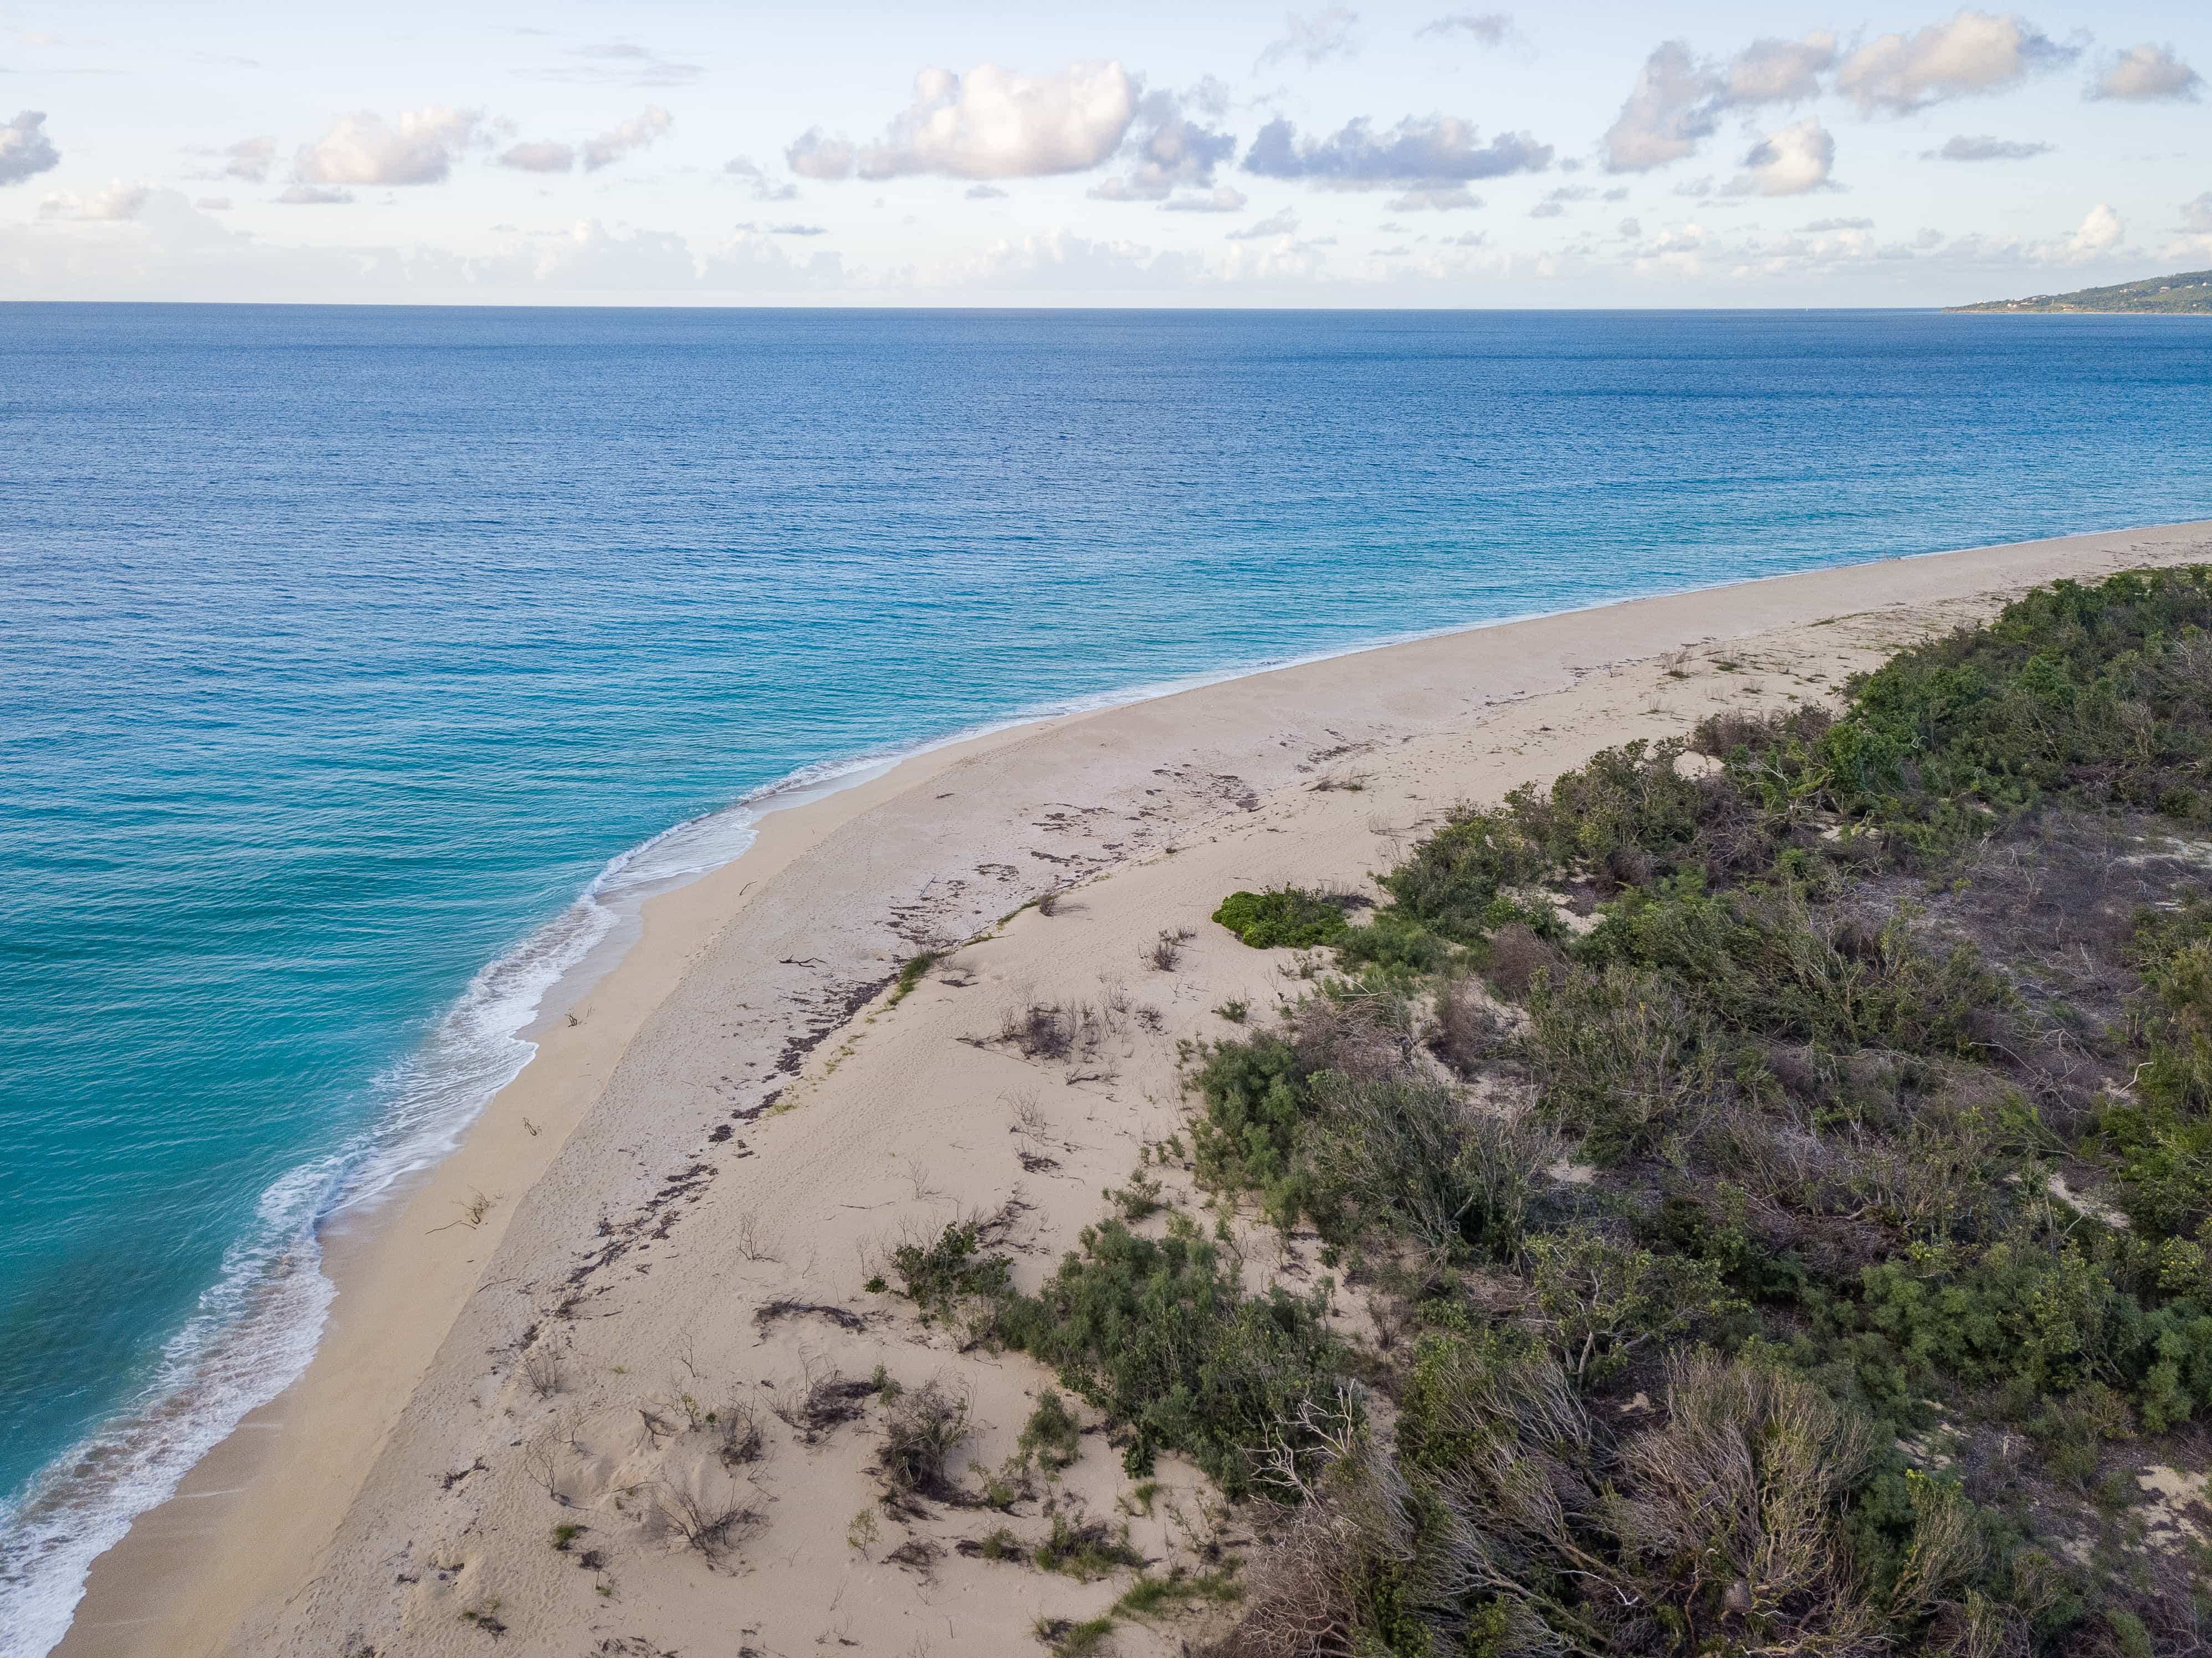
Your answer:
1;305;2208;1650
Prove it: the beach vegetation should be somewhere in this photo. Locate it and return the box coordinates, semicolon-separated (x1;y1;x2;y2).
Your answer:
888;949;943;1006
1212;887;1353;950
856;569;2212;1655
1018;1389;1084;1473
877;1378;971;1500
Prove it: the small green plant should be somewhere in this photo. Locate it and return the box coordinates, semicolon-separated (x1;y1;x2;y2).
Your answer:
888;950;943;1006
1215;998;1250;1022
890;1219;1013;1322
550;1522;582;1552
1033;1511;1145;1579
1018;1390;1084;1473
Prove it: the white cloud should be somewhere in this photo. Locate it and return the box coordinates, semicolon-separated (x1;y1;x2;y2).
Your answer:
38;180;150;220
1529;201;1564;218
1727;117;1835;196
790;62;1138;182
1257;8;1360;70
965;183;1007;199
2090;44;2201;102
1618;216;1642;237
1386;186;1482;210
1162;185;1247;212
220;136;275;182
723;157;801;202
531;42;704;90
1602;33;1835;173
1227;207;1300;239
1926;133;2051;161
2184;193;2212;235
2065;202;2121;257
1087;85;1237;202
581;106;672;171
1;109;61;187
296;107;484;187
500;140;575;173
1835;11;2073;115
1416;13;1512;46
785;132;857;181
276;183;354;204
196;196;232;211
1803;216;1874;231
1244;115;1550;187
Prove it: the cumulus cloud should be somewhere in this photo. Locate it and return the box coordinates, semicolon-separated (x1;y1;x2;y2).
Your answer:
734;220;827;236
1726;116;1835;196
1257;8;1360;70
2090;44;2201;102
2184;193;2212;235
275;183;354;204
218;135;275;182
1;109;61;186
1386;186;1482;209
1087;84;1237;201
296;107;484;187
1530;201;1564;218
1244;115;1550;188
38;180;149;220
500;140;575;173
1416;12;1512;45
2065;202;2122;257
1803;215;1874;230
581;106;672;171
785;131;856;181
965;183;1008;199
197;196;232;210
1602;32;1835;173
1618;216;1642;237
1926;133;2051;161
788;62;1137;182
1227;206;1300;239
1834;11;2074;115
1163;185;1248;212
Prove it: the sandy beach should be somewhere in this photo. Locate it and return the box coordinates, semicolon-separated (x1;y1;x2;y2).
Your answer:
53;521;2212;1658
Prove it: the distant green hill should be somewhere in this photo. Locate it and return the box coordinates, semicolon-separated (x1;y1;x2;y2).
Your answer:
1949;270;2212;314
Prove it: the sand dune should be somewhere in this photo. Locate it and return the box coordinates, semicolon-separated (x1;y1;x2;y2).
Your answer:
58;521;2212;1658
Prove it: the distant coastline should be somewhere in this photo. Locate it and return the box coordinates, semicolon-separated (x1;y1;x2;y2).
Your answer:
1948;268;2212;314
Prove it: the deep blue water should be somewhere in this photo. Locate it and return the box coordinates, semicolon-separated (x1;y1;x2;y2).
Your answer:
2;305;2209;1648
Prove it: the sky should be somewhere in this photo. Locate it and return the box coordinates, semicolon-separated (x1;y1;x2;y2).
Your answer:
1;1;2206;305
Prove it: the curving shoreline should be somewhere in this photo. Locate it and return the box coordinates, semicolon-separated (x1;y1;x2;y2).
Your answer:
53;519;2212;1658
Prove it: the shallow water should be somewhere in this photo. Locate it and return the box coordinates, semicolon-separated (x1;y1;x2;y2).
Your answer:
2;305;2209;1651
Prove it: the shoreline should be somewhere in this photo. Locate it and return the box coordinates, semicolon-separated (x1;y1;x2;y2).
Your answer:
49;518;2212;1657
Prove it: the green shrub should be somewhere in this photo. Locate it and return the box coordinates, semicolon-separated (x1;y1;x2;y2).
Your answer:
1522;961;1720;1159
1819;566;2212;835
1840;1237;2212;1432
1187;1032;1315;1224
1524;1226;1743;1383
1581;876;2007;1057
1212;887;1351;949
1001;1215;1344;1495
1018;1390;1083;1474
890;1220;1013;1322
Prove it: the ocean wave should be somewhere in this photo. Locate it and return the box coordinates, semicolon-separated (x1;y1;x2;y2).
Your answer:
0;779;801;1657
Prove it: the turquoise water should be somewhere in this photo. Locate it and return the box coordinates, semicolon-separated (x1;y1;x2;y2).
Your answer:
2;305;2209;1647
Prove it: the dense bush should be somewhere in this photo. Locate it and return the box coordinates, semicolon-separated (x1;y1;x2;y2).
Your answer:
1002;1215;1345;1494
1211;887;1352;950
